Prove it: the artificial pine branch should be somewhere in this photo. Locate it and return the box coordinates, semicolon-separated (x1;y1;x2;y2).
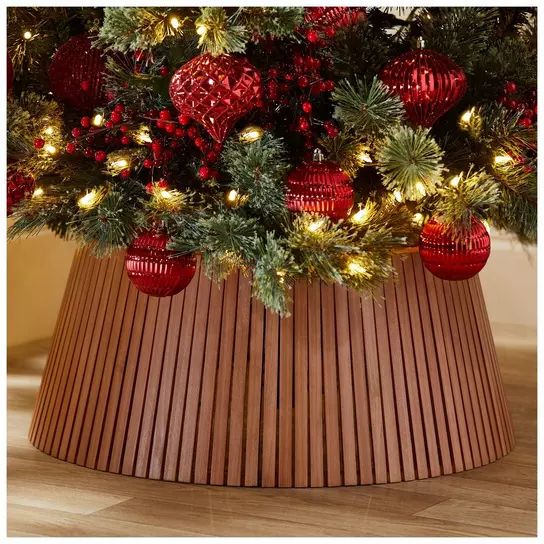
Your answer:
377;126;445;201
332;77;405;137
239;7;304;40
195;7;248;55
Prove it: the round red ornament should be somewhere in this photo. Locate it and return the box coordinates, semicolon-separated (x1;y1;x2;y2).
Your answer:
125;231;197;297
48;34;107;112
419;217;490;281
7;170;35;216
169;53;262;143
380;48;467;127
286;150;354;220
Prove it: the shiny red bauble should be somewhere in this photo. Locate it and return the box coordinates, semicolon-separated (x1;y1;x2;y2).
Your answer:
169;53;262;143
419;217;491;281
380;48;467;127
48;34;107;111
7;170;35;216
125;232;197;297
286;159;354;220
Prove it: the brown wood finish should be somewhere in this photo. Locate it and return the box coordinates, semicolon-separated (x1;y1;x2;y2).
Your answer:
28;249;514;487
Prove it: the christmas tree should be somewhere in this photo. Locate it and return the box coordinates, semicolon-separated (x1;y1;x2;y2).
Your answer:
7;7;537;315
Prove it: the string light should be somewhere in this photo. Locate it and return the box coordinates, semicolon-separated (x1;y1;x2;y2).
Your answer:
133;125;152;144
415;182;426;197
307;219;324;232
460;108;474;124
196;24;208;36
351;206;369;223
412;212;424;225
92;113;104;127
23;31;32;40
169;16;181;29
32;187;44;198
239;125;264;143
44;126;54;135
393;190;403;203
347;259;367;275
113;158;129;169
449;174;461;188
78;190;100;210
159;189;173;200
226;189;239;204
44;144;57;155
356;150;373;164
494;154;513;165
276;270;286;284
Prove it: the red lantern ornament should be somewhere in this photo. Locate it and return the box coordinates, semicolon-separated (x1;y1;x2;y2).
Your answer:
169;53;262;143
380;48;467;127
125;231;197;297
304;7;367;31
48;34;107;112
419;217;491;281
7;170;35;216
286;149;354;220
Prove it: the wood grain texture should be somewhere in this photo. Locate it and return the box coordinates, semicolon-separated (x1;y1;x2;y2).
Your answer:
28;249;514;487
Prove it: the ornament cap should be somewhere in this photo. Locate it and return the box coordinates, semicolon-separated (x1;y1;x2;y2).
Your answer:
416;36;426;49
312;148;325;163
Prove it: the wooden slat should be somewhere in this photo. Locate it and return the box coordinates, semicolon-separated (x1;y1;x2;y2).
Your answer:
307;281;324;487
243;297;265;486
209;271;240;485
293;281;309;488
347;290;373;484
225;272;252;486
333;285;358;485
261;310;279;487
383;265;416;481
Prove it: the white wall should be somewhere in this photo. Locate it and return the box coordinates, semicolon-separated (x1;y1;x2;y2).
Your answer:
7;229;537;347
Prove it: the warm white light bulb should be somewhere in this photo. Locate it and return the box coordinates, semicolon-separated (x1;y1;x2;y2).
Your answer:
114;159;129;169
92;114;104;127
169;16;181;29
307;219;323;232
196;24;207;36
412;212;424;225
449;175;461;188
227;189;238;202
159;190;172;199
239;125;264;143
393;190;403;202
44;126;54;135
351;207;369;223
32;187;44;198
415;182;426;197
357;151;372;164
78;190;98;209
460;108;474;124
347;260;366;275
494;154;513;165
23;31;32;40
44;144;57;155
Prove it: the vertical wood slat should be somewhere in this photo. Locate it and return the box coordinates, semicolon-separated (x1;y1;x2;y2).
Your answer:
30;249;514;488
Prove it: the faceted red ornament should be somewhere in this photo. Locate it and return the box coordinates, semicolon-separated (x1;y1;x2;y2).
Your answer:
7;170;35;216
48;34;107;112
125;231;197;297
304;7;367;30
169;53;262;143
286;154;354;220
419;217;490;281
380;49;467;127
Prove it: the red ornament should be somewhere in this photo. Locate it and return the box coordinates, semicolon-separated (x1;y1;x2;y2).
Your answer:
125;231;197;297
304;7;367;30
419;217;490;281
7;170;35;216
285;151;354;220
380;48;467;127
169;53;262;143
48;34;107;112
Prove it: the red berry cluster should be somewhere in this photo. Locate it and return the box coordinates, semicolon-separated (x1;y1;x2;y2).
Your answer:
7;170;35;216
498;81;537;127
264;51;339;147
303;7;366;45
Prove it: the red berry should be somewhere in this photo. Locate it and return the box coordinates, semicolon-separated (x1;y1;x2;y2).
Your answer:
506;98;518;109
198;165;211;180
157;179;168;189
518;117;533;127
65;143;76;154
326;126;339;138
194;137;205;148
306;30;319;43
165;123;176;134
504;81;517;94
179;114;191;125
71;127;82;138
324;27;336;38
159;109;171;120
298;75;310;88
187;126;198;139
151;140;162;152
33;138;45;149
80;80;91;92
298;117;310;132
156;119;166;130
83;147;94;158
159;66;169;76
120;169;130;179
94;151;107;162
104;120;114;129
114;103;125;113
175;127;185;138
110;111;122;124
268;68;279;78
121;135;131;145
206;151;219;163
143;158;153;168
80;116;91;128
148;109;159;118
104;135;114;145
119;124;129;133
323;80;335;92
301;101;312;113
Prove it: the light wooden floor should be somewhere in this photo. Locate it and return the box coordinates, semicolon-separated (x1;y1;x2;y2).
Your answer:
7;332;537;537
